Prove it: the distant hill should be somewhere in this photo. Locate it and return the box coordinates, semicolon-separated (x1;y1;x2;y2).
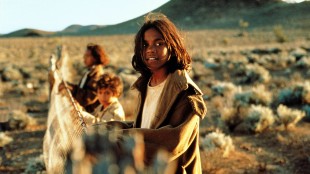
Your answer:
1;28;55;37
55;24;107;36
1;0;309;37
91;0;310;35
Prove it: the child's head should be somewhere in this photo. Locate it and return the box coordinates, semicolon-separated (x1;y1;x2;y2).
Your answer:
84;43;109;68
96;73;123;107
132;13;191;77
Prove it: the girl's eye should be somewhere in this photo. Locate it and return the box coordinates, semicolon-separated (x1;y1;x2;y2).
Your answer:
156;42;165;46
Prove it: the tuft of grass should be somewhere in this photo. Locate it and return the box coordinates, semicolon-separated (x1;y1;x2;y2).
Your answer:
219;106;249;132
0;132;13;147
273;25;288;43
302;105;310;122
276;104;305;129
295;57;310;68
234;85;272;106
277;82;310;105
211;82;240;98
24;155;46;174
6;110;36;130
200;130;234;158
236;64;270;84
245;105;275;133
238;19;249;37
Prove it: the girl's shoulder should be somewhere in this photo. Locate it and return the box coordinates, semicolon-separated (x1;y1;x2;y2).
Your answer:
89;64;104;77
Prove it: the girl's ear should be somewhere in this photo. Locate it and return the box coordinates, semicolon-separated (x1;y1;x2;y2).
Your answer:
167;45;174;60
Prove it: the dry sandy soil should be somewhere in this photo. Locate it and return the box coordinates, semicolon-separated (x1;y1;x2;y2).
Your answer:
0;28;309;173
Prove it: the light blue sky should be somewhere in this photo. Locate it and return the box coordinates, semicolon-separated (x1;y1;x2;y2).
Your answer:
0;0;169;34
0;0;307;34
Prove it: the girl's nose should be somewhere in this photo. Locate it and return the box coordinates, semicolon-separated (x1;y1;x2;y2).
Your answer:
146;45;156;53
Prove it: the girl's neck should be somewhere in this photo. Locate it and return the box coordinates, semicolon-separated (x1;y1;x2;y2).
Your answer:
150;68;168;87
87;64;96;69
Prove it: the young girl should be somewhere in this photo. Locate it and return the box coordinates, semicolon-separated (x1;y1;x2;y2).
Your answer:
120;13;207;173
60;43;109;113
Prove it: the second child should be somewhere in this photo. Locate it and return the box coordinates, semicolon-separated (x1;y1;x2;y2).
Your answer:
82;73;125;125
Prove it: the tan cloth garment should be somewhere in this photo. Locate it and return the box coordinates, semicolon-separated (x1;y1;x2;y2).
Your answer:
115;70;207;174
93;99;125;122
68;64;104;113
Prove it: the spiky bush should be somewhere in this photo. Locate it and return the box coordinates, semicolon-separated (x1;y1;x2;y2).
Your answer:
216;85;273;132
236;64;270;84
238;19;249;36
302;105;310;122
245;105;275;133
273;25;288;43
1;65;24;82
277;87;302;106
6;110;36;130
191;61;215;80
271;55;295;69
302;82;310;104
234;85;272;106
219;106;249;132
220;107;238;126
200;130;234;158
0;132;13;147
24;155;45;174
295;57;310;68
277;104;305;129
277;82;310;105
211;82;240;98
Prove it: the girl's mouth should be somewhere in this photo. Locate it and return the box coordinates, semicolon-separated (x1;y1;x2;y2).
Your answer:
146;57;158;61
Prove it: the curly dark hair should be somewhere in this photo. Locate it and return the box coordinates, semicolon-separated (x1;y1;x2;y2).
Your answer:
87;43;109;66
96;73;123;97
132;13;191;78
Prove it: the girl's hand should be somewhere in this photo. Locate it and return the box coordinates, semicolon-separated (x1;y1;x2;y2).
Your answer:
58;81;73;92
58;82;66;92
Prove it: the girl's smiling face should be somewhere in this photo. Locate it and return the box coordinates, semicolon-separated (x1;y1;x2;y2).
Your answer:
142;28;170;73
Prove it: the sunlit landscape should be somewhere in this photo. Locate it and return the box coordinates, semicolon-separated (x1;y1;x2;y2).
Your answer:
0;0;310;173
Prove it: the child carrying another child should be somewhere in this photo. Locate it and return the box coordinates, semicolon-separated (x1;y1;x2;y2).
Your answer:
82;72;125;125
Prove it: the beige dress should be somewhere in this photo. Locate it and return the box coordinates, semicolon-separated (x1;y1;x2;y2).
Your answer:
93;100;125;122
82;99;125;126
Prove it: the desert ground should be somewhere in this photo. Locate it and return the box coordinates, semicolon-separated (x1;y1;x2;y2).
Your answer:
0;27;310;173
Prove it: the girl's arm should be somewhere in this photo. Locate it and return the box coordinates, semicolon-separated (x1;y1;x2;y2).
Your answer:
124;98;202;164
74;70;101;107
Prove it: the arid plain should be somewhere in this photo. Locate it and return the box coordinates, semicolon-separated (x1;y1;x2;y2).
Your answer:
0;27;310;173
